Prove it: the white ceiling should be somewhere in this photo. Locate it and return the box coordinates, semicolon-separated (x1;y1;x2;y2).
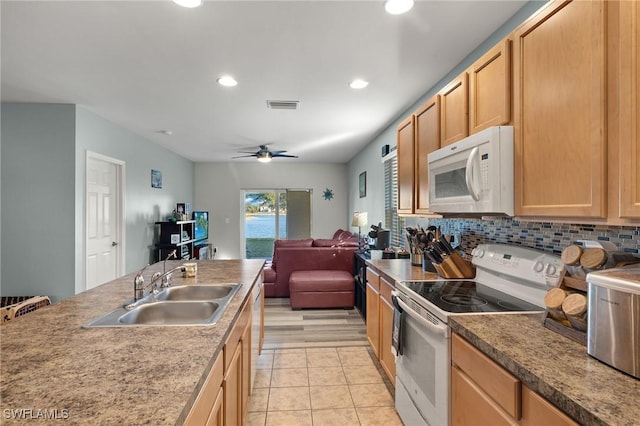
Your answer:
1;0;528;163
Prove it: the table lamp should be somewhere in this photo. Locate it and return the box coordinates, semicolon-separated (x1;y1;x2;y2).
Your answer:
351;212;368;251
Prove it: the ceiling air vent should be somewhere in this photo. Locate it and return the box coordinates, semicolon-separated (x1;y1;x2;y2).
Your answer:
266;100;300;110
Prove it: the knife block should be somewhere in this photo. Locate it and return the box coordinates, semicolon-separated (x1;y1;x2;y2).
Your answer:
433;252;476;279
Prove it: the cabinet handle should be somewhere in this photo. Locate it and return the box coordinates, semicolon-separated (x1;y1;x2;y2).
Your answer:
465;146;481;201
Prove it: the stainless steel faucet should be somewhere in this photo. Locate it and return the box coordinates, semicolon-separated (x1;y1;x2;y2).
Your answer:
132;250;180;302
150;265;186;290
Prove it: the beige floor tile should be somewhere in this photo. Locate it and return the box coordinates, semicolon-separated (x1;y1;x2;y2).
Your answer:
337;346;370;354
270;368;309;387
308;367;347;386
309;385;354;410
349;383;394;407
306;350;341;367
273;352;308;369
338;349;376;367
257;353;274;370
268;386;311;411
254;368;272;388
344;364;384;385
305;347;338;354
248;388;270;412
275;348;306;355
265;410;312;426
246;411;267;426
356;406;404;425
312;407;360;426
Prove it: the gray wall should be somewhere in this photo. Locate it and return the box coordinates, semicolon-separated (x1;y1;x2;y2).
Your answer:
1;104;77;301
347;1;546;226
1;103;194;301
194;162;348;259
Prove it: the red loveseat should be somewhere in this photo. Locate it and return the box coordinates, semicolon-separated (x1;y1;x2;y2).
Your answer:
262;230;358;308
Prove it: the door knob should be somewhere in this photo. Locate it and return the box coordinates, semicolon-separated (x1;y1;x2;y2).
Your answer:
112;241;118;247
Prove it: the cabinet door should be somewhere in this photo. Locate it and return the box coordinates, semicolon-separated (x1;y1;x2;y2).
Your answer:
184;354;224;426
513;0;607;217
397;115;416;214
206;387;224;426
414;95;440;214
617;0;640;218
241;317;251;422
451;366;519;426
379;296;396;383
521;386;578;426
365;282;380;357
440;73;469;147
223;342;242;426
469;38;511;134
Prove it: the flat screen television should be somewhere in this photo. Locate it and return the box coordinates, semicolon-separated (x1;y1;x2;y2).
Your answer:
192;211;209;241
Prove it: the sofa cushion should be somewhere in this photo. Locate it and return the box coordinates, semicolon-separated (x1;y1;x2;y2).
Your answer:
312;239;359;247
332;229;354;240
263;264;276;283
289;270;354;293
271;238;313;269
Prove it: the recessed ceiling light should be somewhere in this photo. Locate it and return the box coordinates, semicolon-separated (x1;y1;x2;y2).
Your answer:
385;0;414;15
217;75;238;87
172;0;203;8
157;130;173;136
349;79;369;89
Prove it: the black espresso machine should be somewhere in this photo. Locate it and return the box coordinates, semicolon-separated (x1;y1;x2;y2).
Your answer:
369;223;390;250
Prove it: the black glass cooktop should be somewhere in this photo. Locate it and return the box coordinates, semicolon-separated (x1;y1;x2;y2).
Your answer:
398;280;542;314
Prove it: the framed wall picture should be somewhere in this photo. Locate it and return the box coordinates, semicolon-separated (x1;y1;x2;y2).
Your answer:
359;171;367;198
151;169;162;188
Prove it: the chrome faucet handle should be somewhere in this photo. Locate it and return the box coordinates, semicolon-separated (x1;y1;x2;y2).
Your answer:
160;272;173;288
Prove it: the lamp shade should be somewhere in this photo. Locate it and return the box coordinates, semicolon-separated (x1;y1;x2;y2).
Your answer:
351;212;368;228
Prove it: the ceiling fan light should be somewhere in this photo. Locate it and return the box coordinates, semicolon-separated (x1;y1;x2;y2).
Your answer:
385;0;414;15
217;75;238;87
349;79;369;89
257;152;272;163
172;0;203;8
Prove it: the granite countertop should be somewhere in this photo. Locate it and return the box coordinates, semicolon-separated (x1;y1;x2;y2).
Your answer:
368;259;640;425
366;258;439;282
0;259;264;425
450;314;640;426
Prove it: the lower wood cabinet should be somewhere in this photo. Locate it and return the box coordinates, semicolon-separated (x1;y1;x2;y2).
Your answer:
184;353;224;426
451;333;577;426
223;342;242;426
365;266;395;384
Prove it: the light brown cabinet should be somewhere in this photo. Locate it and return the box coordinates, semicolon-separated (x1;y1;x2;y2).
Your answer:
439;73;469;147
513;0;607;218
609;0;640;221
397;116;416;214
365;267;381;357
469;39;512;134
451;333;577;426
184;354;224;426
414;95;441;214
223;341;242;426
365;267;395;383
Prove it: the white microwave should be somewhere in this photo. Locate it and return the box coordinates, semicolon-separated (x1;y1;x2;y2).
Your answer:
427;126;514;216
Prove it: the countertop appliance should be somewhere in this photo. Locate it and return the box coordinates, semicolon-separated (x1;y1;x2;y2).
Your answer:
587;265;640;379
427;126;514;216
393;244;565;426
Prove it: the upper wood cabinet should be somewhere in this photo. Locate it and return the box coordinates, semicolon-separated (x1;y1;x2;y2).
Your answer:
469;39;512;134
397;115;416;214
513;0;607;218
414;95;440;214
440;73;469;147
611;0;640;220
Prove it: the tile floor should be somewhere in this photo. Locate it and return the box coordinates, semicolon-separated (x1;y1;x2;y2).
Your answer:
246;346;404;426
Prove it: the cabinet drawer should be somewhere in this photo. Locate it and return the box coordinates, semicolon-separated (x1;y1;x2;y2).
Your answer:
379;276;394;305
366;268;380;291
451;334;521;419
521;386;578;426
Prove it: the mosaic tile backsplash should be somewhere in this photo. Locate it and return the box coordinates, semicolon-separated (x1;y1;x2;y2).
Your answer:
407;217;640;257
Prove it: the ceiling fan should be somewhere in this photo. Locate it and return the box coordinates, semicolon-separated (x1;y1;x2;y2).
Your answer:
232;145;298;163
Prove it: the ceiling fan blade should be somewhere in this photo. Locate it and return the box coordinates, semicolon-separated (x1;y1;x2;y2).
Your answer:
270;150;287;156
231;154;258;159
272;154;299;158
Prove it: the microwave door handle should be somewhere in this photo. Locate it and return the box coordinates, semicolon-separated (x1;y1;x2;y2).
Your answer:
392;291;448;337
465;146;481;201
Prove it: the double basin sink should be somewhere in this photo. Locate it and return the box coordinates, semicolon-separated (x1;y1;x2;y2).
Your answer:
84;284;241;328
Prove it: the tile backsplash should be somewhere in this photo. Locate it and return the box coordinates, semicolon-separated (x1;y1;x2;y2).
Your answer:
410;217;640;256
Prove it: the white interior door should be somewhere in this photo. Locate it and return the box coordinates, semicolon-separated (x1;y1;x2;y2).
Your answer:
86;154;124;289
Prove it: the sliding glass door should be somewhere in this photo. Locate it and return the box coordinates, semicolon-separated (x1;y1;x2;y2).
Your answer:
243;189;311;259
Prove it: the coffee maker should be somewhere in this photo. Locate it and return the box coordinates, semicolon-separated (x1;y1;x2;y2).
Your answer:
368;223;390;250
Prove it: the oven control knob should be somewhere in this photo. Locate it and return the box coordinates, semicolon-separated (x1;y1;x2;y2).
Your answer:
533;261;544;273
473;248;485;258
545;263;557;275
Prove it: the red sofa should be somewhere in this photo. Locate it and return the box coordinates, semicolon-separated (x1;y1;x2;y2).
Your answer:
263;231;358;305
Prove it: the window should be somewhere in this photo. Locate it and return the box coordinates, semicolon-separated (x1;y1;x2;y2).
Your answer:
384;152;405;248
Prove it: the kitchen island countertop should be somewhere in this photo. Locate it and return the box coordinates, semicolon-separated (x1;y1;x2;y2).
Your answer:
0;259;264;424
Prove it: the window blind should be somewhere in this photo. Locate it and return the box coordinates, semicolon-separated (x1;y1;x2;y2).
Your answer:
384;153;405;248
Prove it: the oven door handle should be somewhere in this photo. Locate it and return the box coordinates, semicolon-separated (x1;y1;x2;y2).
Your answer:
392;291;448;337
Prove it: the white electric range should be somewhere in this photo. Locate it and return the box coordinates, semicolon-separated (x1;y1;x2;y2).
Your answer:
392;244;565;426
